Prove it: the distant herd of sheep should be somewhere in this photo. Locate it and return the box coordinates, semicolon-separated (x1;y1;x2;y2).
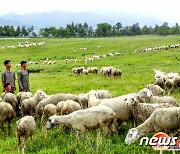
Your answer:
1;41;45;50
72;66;122;77
134;43;180;53
0;69;179;153
65;52;120;64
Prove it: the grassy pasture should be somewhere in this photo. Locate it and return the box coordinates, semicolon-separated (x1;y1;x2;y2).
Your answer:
0;35;179;154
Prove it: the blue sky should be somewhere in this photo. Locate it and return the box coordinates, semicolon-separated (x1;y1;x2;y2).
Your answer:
0;0;180;23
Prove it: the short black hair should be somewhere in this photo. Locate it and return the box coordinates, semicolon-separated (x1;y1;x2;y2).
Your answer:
20;60;27;66
4;83;10;88
4;60;10;66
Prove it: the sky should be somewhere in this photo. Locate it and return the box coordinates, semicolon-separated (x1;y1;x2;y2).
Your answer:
0;0;180;23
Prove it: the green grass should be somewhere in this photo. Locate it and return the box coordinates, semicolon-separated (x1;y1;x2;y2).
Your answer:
0;35;180;154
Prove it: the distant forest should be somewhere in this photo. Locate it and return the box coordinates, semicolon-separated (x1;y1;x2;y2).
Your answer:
0;22;180;38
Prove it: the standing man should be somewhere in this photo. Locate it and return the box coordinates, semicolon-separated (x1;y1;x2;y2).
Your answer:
1;60;16;93
17;61;43;92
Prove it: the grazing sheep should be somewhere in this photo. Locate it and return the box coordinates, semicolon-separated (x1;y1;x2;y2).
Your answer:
77;94;88;109
99;93;137;129
155;77;165;89
16;116;36;154
16;92;33;106
87;67;98;74
41;104;56;124
125;96;175;123
125;107;180;145
82;69;88;76
101;67;111;77
0;102;15;136
96;90;113;99
165;78;174;95
147;84;165;96
87;90;103;107
21;90;47;117
36;93;78;117
137;88;178;106
111;68;122;77
3;93;18;111
173;76;180;88
47;106;117;137
56;100;81;115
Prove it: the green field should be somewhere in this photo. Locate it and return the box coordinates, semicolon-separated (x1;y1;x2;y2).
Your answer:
0;35;180;154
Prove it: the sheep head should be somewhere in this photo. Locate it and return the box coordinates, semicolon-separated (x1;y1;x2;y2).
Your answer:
125;128;141;145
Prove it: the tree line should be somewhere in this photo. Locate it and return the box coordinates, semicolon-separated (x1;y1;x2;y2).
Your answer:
0;22;180;38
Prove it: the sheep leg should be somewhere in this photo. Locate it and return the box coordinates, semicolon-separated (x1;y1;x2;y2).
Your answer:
159;150;163;154
101;124;110;136
22;138;26;154
17;135;21;152
109;123;118;136
172;150;176;154
8;121;11;136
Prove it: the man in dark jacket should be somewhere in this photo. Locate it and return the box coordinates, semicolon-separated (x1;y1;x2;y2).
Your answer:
1;60;16;93
17;61;43;92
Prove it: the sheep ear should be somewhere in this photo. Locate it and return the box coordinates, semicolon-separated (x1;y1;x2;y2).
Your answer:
124;98;127;101
147;91;152;98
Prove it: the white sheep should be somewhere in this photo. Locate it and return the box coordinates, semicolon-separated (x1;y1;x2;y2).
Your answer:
155;77;165;89
16;92;33;106
99;93;137;128
41;104;56;124
46;106;117;137
0;102;15;136
56;100;81;115
77;94;88;109
137;88;178;106
173;76;180;88
165;78;174;95
125;96;175;123
16;116;36;154
111;68;122;77
96;90;112;99
3;93;18;111
147;84;165;96
21;90;47;116
36;93;78;117
125;107;180;145
101;67;111;77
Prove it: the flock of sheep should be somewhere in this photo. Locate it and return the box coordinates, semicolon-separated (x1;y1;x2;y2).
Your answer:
72;66;122;77
154;69;180;95
134;43;180;53
1;41;45;50
0;68;179;153
65;52;120;64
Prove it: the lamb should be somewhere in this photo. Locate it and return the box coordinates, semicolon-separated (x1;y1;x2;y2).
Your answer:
46;106;117;137
0;102;15;136
36;93;78;117
21;90;47;117
41;104;56;124
56;100;81;115
3;93;18;111
77;94;88;109
147;84;165;96
165;78;174;95
16;116;36;154
125;107;180;145
125;96;175;123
